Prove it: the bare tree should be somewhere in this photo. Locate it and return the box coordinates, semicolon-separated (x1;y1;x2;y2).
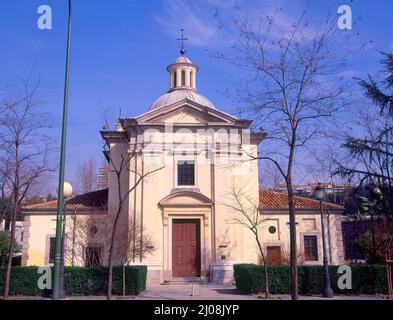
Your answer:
0;159;11;198
280;242;305;265
118;217;155;299
102;121;164;300
65;215;108;267
121;217;155;265
75;158;97;194
223;181;269;298
0;160;12;228
216;4;356;299
0;108;12;228
259;160;284;189
0;75;55;299
65;214;155;266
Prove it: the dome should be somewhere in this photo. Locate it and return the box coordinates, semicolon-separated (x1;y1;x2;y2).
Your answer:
150;88;216;111
149;53;215;111
175;56;193;64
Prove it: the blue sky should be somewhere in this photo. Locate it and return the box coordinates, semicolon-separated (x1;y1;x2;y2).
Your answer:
1;0;392;193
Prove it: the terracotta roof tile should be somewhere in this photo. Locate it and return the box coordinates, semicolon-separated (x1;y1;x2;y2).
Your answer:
22;189;108;211
259;189;343;210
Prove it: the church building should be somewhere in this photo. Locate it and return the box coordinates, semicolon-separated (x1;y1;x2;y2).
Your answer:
100;52;264;283
21;51;345;285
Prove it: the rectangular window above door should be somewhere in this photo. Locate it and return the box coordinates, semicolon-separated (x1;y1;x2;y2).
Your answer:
177;160;195;186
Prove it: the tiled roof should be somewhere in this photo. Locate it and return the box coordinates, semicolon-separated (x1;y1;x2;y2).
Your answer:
22;189;108;211
259;189;343;210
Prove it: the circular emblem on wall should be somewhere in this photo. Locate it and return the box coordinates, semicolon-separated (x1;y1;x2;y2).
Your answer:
268;226;277;234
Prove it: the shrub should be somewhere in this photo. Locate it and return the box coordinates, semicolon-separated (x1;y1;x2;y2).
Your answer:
0;265;147;296
0;230;21;267
234;264;392;295
0;267;43;296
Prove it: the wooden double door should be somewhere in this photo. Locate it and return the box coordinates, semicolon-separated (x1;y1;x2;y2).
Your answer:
172;219;201;277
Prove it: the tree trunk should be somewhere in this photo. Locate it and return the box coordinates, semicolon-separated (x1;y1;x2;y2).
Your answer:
3;143;20;300
107;239;114;300
287;180;298;300
255;234;269;299
122;264;126;300
3;195;18;300
107;205;122;300
287;134;298;300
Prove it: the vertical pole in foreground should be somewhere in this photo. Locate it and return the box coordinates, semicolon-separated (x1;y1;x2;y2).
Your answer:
53;0;72;300
59;200;68;299
320;199;334;298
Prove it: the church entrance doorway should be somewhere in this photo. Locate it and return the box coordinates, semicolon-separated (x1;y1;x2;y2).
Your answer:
172;219;201;277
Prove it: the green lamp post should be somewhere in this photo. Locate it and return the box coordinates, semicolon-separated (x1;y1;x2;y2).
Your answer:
53;0;72;300
315;184;334;298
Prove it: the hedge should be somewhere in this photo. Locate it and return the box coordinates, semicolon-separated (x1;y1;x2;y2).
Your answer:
0;265;147;296
233;264;392;295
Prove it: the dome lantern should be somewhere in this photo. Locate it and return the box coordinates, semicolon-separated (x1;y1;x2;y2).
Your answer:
149;30;217;111
149;54;216;111
167;55;198;91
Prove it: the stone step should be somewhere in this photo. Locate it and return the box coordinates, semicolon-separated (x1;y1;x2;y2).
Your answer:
162;277;208;285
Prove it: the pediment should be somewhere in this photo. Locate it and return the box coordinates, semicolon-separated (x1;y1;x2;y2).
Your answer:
159;189;213;207
161;108;213;124
137;99;239;125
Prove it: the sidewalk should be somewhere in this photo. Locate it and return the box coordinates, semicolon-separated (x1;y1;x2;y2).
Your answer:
135;284;255;300
6;284;386;300
134;284;384;300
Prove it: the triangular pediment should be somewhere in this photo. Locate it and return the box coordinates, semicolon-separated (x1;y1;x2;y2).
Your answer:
136;99;239;125
153;107;225;124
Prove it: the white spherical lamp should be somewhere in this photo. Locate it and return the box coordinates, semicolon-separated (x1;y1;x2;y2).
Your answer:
57;181;73;198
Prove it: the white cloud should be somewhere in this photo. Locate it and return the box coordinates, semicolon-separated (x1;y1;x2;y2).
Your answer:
154;0;219;47
154;0;320;50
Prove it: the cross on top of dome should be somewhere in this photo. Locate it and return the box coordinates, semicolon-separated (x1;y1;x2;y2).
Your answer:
148;32;217;111
177;29;188;56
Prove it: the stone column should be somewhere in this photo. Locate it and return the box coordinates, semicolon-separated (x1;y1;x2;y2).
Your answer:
185;69;191;87
191;70;196;89
170;71;174;89
176;69;182;87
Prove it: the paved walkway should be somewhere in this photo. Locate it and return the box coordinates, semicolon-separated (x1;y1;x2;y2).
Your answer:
134;284;384;300
135;284;255;300
6;284;386;300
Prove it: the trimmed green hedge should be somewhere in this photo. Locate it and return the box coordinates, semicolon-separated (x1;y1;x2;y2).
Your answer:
234;264;391;295
0;266;147;296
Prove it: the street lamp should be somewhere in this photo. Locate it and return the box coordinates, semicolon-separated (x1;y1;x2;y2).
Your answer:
57;182;73;299
370;187;382;263
315;184;334;298
53;0;72;300
372;187;382;197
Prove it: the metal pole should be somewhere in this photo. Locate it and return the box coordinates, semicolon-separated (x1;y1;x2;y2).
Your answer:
327;210;333;265
53;0;72;300
59;200;67;299
71;210;76;266
371;208;377;263
320;199;334;298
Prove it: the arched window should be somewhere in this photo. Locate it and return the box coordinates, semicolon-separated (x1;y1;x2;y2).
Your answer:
181;70;186;86
173;72;177;88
